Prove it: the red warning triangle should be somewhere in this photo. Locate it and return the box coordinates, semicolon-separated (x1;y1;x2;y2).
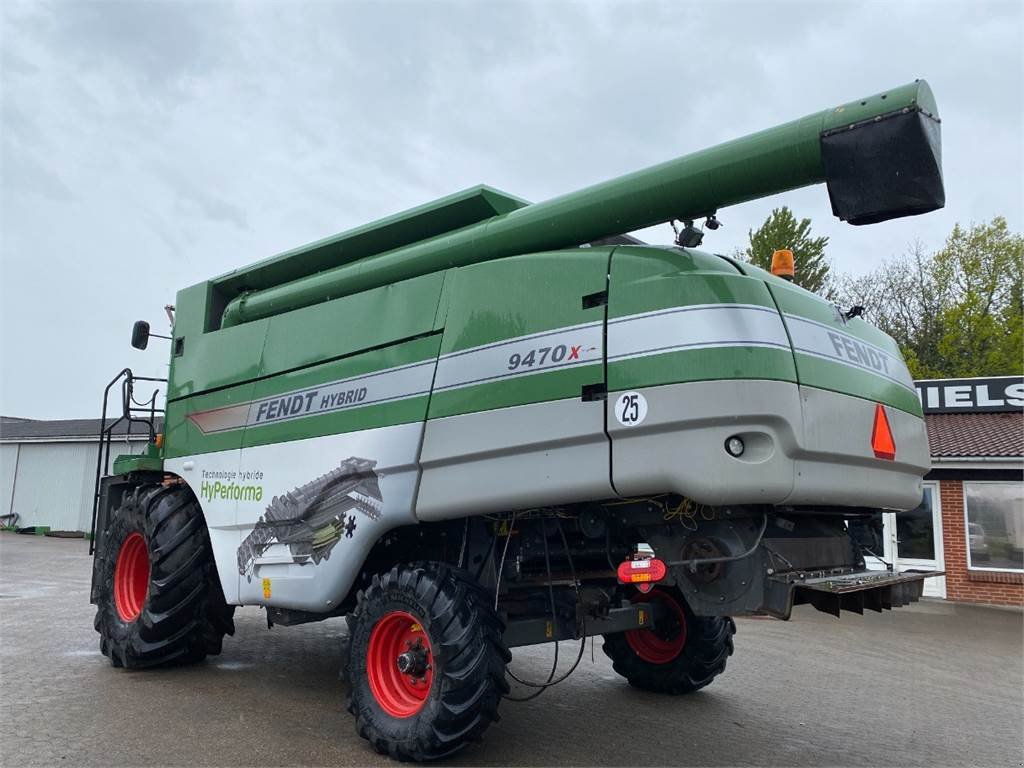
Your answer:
871;403;896;461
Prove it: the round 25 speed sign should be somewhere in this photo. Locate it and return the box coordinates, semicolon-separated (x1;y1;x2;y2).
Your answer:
614;391;648;427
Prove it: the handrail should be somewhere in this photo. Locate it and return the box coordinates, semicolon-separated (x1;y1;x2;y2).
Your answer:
88;369;167;555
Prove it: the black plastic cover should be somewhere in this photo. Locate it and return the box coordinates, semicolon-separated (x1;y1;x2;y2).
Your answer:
821;109;944;226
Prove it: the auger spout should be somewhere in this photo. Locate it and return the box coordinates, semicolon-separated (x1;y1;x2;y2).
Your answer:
220;80;942;328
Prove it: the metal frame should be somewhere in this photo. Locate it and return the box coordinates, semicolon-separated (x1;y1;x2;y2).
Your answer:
88;368;166;555
502;601;662;649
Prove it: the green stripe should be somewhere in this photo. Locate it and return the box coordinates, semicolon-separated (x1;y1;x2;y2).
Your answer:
609;346;797;392
428;364;602;419
792;354;923;416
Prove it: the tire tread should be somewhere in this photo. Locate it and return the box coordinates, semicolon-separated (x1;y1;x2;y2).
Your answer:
602;589;735;695
346;562;508;761
94;483;235;670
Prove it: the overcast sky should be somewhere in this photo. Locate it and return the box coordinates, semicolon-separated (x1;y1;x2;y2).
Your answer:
1;0;1021;420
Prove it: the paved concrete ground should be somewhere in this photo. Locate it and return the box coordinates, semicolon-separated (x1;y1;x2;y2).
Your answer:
1;534;1021;767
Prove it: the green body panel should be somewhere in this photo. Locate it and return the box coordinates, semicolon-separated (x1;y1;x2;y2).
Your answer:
112;451;164;474
436;250;608;353
256;271;446;382
168;283;269;401
219;82;937;327
607;246;767;318
169;272;447;402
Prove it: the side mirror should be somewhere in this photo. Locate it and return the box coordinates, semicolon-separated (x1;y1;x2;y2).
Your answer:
131;320;150;350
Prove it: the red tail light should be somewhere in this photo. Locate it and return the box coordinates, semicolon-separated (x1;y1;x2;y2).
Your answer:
871;403;896;461
617;557;667;594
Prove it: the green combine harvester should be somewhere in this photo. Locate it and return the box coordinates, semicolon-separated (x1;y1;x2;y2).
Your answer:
91;80;944;760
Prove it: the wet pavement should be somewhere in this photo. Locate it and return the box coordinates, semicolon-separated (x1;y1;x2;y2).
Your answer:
1;533;1021;766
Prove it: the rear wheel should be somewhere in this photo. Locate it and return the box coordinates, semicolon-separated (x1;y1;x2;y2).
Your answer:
602;587;735;694
346;563;509;761
94;484;235;668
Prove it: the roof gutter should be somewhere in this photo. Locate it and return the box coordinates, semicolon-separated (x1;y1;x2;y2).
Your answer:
929;456;1024;471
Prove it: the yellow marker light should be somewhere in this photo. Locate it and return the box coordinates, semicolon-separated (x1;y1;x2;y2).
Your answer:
154;433;164;448
771;249;795;280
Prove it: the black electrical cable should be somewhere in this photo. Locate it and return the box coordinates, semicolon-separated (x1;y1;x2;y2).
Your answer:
604;524;618;572
493;511;518;610
504;523;559;701
456;517;469;569
475;520;497;585
504;519;587;700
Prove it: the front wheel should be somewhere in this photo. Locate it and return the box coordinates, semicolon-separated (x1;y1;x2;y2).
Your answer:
346;563;510;761
94;484;235;668
602;587;735;694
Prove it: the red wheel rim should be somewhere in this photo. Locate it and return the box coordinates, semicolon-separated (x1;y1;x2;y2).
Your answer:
625;590;687;664
113;532;150;622
367;610;434;718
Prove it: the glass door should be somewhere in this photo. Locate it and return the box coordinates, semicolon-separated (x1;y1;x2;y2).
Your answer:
853;483;946;599
893;483;946;598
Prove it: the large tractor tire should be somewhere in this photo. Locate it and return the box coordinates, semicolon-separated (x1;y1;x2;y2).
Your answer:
346;563;510;761
94;483;235;668
602;587;735;695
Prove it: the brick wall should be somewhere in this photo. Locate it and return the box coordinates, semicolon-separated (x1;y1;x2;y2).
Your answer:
939;480;1024;606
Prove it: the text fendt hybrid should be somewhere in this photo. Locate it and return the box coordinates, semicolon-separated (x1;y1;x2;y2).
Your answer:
90;80;945;760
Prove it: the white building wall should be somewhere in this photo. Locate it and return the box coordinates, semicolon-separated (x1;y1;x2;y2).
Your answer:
1;444;20;521
4;438;146;531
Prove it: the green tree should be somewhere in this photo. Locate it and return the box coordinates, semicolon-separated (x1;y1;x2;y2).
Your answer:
833;217;1023;378
932;218;1023;377
743;207;831;294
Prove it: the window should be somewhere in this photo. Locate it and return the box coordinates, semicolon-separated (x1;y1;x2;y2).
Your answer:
964;482;1024;572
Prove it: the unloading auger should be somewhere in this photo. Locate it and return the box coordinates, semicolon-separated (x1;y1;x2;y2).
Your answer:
219;79;941;327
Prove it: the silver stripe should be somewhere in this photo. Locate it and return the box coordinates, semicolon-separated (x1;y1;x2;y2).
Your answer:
190;360;436;434
609;340;791;364
433;322;603;392
608;304;791;363
783;314;914;390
